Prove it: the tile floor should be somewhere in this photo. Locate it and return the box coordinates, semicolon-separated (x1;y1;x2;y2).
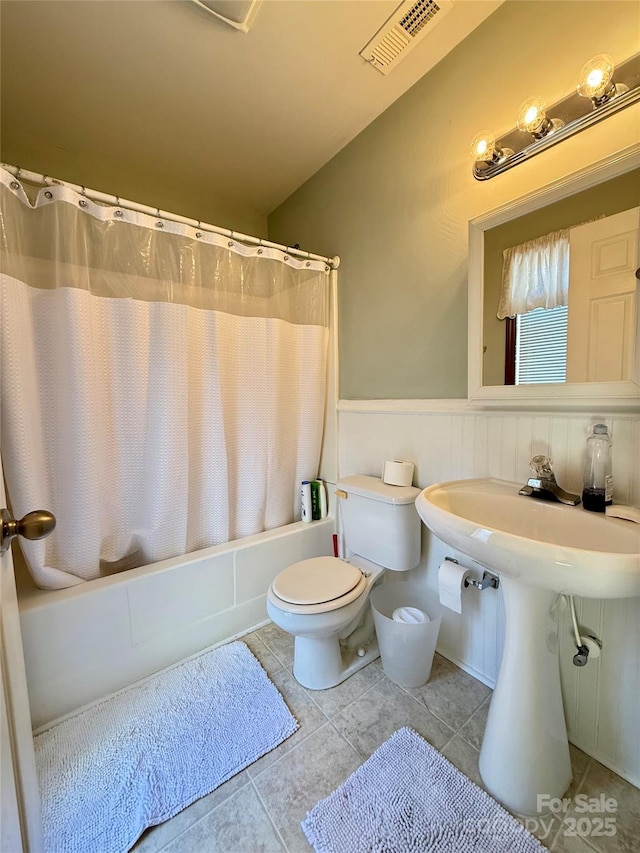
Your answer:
134;623;640;853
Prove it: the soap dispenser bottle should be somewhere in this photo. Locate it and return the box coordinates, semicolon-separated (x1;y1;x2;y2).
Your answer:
582;424;613;512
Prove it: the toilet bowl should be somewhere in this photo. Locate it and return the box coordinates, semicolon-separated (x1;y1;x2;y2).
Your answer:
267;555;384;690
267;475;421;690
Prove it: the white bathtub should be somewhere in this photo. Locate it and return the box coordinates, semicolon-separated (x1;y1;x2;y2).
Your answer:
18;519;334;728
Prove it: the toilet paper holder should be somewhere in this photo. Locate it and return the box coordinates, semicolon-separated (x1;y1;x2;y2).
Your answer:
464;570;500;591
445;557;499;591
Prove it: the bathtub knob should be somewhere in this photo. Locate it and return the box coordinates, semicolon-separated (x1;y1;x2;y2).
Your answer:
0;508;56;555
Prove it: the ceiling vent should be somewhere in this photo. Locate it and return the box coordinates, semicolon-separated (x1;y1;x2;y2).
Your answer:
360;0;454;75
191;0;262;33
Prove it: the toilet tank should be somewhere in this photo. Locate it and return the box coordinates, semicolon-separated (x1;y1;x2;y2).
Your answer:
337;475;421;571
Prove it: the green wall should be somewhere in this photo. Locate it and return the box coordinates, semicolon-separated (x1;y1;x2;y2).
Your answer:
0;139;268;239
0;0;268;240
268;1;640;399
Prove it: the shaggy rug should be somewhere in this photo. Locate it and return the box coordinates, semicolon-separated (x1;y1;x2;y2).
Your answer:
302;727;547;853
35;640;297;853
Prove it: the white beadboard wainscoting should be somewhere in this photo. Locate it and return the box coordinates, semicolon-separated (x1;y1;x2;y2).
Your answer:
339;401;640;787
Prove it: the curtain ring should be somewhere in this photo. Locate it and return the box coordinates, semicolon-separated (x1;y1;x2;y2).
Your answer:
15;166;22;180
195;221;202;239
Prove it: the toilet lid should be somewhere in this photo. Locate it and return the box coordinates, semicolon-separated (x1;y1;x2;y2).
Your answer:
272;557;363;606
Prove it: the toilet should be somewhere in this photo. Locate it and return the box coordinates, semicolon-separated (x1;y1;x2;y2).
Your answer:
267;475;421;690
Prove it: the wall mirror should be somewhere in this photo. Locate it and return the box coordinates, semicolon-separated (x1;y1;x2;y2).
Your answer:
468;145;640;410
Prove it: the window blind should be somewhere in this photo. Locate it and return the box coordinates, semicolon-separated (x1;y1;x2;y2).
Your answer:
515;305;568;385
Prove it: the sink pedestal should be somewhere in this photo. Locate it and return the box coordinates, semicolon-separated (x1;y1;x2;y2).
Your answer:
479;576;572;815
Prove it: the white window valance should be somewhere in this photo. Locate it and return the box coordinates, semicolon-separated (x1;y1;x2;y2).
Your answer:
497;228;570;319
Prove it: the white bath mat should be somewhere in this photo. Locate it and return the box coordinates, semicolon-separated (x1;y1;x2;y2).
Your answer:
35;641;298;853
302;727;547;853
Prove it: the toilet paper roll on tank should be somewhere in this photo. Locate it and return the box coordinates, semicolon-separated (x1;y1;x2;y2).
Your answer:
382;460;415;487
438;559;472;614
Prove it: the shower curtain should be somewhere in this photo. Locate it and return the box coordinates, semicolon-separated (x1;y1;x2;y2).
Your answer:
0;168;329;589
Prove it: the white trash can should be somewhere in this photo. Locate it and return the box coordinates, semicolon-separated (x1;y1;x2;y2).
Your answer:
371;580;442;688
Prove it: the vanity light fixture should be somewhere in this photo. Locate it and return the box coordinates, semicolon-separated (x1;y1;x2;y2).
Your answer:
516;97;563;139
471;50;640;180
577;54;627;106
470;132;513;165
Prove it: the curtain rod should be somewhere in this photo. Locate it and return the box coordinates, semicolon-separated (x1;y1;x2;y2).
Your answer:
1;163;341;270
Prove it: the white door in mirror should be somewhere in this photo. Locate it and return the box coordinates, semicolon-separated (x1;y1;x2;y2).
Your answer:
567;206;639;382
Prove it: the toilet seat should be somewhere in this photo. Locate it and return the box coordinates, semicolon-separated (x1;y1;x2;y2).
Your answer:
270;557;368;614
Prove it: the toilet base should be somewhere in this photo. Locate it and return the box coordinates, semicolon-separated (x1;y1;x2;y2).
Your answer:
293;635;380;690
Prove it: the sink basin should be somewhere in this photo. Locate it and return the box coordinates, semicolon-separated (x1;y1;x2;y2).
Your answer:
416;477;640;599
415;477;639;815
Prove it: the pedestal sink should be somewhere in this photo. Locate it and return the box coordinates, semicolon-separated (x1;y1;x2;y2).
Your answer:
415;478;640;815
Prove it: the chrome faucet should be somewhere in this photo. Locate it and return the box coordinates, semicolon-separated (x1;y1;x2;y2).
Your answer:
519;455;581;505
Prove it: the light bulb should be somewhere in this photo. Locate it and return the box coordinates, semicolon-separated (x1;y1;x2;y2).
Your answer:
517;97;549;135
470;132;496;162
577;54;615;102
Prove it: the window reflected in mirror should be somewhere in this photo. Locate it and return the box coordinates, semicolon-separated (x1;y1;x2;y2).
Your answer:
506;305;568;385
